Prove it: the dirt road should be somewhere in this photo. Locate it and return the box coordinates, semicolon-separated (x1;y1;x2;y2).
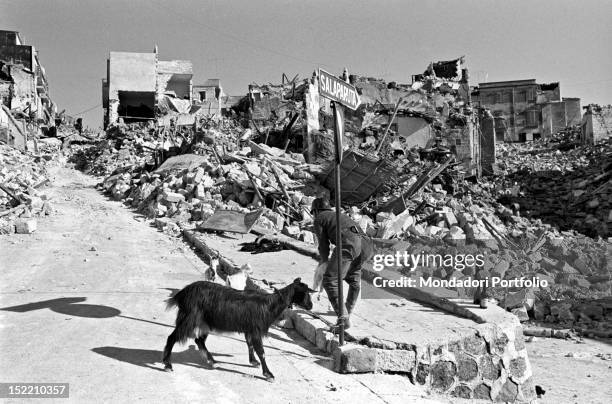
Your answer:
0;167;438;404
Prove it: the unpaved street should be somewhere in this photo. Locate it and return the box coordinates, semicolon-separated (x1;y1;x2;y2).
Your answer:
0;166;436;404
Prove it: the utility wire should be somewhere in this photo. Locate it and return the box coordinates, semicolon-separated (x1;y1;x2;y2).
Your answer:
73;103;102;116
148;0;337;70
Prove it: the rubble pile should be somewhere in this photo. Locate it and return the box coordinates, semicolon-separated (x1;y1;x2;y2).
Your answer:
100;134;326;240
68;124;156;176
493;131;611;238
0;144;54;234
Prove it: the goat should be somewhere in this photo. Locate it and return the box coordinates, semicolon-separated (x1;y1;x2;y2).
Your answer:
162;277;314;380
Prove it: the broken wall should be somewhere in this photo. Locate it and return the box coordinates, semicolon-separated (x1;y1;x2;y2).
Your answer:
446;118;480;176
107;52;157;124
395;116;433;149
563;97;581;126
8;66;35;113
304;78;320;162
157;60;193;101
480;110;496;175
0;104;27;150
582;105;612;144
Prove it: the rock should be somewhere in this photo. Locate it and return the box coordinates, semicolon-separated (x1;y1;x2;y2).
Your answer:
282;225;300;237
333;345;376;373
298;230;315;244
376;211;394;224
163;191;185;203
533;301;550;320
504;288;535;310
14;218;37;234
264;211;285;229
511;307;529;322
379;210;413;239
557;261;579;274
550;301;574;321
573;303;604;320
492;260;510;279
527;251;542;262
445;225;465;241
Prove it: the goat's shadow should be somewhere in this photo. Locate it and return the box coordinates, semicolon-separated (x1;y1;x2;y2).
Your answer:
91;345;266;379
1;297;120;318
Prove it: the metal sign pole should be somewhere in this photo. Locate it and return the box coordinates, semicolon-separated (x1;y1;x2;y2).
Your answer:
332;101;345;346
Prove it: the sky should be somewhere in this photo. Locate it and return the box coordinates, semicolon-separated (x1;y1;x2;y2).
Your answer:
1;0;611;128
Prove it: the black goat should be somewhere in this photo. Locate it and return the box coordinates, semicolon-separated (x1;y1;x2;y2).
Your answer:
162;277;314;380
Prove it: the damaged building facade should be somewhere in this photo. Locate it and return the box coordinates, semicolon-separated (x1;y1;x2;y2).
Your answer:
102;48;193;128
0;30;56;149
472;79;581;142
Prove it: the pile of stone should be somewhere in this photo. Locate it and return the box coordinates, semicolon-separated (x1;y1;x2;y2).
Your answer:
493;132;611;238
0;144;53;234
101;140;326;240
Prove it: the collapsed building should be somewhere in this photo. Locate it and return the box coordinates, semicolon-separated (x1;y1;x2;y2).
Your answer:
472;79;581;142
102;47;194;128
0;30;56;149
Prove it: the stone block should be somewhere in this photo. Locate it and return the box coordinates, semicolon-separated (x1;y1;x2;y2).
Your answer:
333;345;377;373
496;379;519;402
282;225;300;237
463;335;486;355
292;314;316;344
15;218;37;234
298;230;315;244
430;360;456;392
492;259;510;279
509;357;527;379
456;353;478;382
315;328;334;352
379;210;413;239
473;383;492;400
479;356;501;381
451;385;472;399
163;191;185;203
375;349;416;372
504;288;535;310
511;307;529;322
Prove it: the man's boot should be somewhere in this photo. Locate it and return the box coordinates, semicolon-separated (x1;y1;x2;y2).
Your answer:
327;296;350;330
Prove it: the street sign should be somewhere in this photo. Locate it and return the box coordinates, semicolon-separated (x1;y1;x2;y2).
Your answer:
318;69;361;110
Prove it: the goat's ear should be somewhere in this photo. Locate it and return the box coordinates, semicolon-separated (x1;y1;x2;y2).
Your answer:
293;277;302;284
307;287;317;293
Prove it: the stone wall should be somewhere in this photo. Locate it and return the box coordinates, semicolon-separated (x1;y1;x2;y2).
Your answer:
414;322;535;402
333;316;536;403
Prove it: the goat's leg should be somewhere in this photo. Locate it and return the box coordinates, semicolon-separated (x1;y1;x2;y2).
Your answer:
252;334;274;380
245;333;260;367
195;334;216;365
162;329;178;372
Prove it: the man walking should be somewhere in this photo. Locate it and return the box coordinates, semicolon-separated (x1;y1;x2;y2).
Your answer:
311;197;373;329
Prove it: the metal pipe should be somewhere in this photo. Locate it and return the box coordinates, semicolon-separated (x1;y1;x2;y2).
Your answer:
332;102;345;345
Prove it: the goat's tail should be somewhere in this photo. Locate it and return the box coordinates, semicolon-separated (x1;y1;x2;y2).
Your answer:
164;289;200;344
